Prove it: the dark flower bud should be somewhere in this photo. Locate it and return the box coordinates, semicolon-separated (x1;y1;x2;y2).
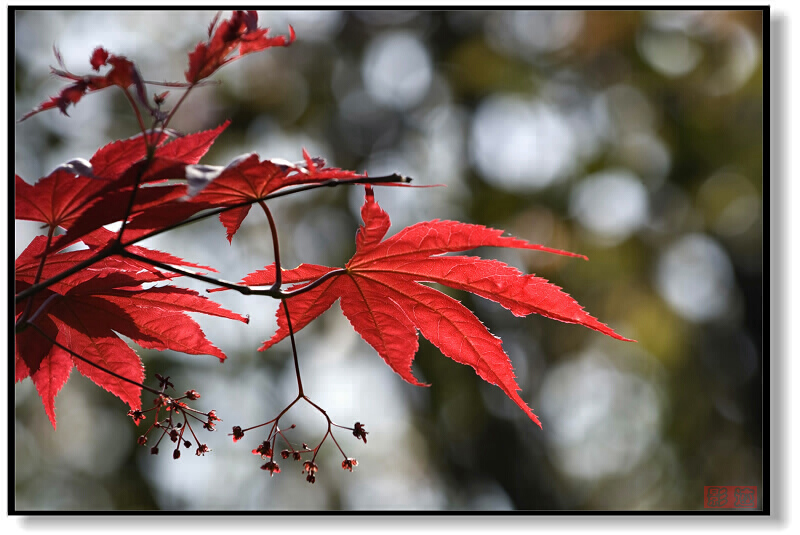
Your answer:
128;410;146;424
353;422;368;444
253;441;272;458
154;91;169;105
150;446;159;455
231;426;245;442
281;449;290;459
137;435;147;446
261;461;280;476
155;374;174;389
173;449;181;460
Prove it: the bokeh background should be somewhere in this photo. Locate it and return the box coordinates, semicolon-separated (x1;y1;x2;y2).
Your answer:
13;10;763;511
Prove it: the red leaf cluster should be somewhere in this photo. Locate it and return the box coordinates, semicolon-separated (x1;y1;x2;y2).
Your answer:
16;117;372;427
19;46;143;122
16;13;631;433
15;230;247;428
185;10;295;83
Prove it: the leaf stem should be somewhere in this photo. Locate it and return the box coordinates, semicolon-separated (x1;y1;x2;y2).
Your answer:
122;88;149;146
281;269;346;298
156;84;194;148
23;293;60;327
258;201;282;290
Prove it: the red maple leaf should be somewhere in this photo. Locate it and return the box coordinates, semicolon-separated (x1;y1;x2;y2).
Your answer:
15;172;103;230
22;123;231;254
236;187;633;427
185;10;295;83
14;130;160;231
18;46;145;122
12;122;201;232
185;149;365;242
15;231;248;428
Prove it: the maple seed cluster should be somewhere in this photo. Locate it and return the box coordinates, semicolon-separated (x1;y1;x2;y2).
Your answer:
233;419;368;484
128;374;217;459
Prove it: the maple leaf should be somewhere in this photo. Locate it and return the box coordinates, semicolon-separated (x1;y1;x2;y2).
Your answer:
186;10;295;83
15;232;248;428
12;122;192;232
28;122;231;253
15;172;104;230
239;187;633;427
77;148;366;246
185;149;365;242
18;46;148;122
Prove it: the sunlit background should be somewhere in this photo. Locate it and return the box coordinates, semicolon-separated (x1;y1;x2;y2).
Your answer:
14;10;763;511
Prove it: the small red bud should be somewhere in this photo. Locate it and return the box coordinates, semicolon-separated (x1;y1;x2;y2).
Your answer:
342;458;358;472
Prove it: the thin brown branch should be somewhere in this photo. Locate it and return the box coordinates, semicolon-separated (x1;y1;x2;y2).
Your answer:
123;173;411;248
282;299;304;396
